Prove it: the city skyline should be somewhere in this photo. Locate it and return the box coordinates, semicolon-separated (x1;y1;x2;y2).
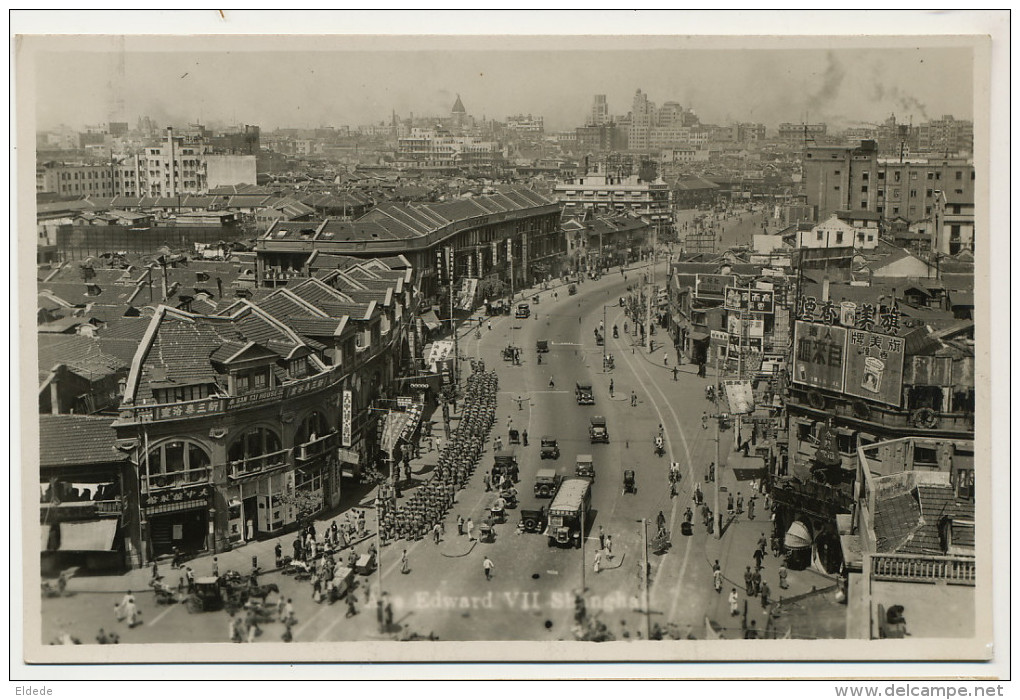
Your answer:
33;41;974;134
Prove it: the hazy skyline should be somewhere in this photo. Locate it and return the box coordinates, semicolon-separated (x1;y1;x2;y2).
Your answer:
32;41;974;133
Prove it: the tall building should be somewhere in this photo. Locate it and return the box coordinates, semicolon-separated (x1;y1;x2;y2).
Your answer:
553;158;672;237
917;115;973;156
628;89;657;151
395;128;504;172
778;122;828;145
451;94;468;129
589;94;609;127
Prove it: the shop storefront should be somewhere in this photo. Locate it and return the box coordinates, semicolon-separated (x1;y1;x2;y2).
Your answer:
143;484;212;558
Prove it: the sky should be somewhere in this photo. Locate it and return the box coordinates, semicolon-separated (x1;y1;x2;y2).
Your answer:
29;40;975;133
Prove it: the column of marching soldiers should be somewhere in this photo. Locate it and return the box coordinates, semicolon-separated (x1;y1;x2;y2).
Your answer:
378;366;498;542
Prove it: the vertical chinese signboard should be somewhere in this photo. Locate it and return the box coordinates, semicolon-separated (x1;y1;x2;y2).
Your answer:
341;390;353;447
792;321;847;393
843;329;906;407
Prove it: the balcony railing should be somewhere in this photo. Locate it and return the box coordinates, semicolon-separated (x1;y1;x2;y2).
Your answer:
871;552;975;586
227;448;292;480
40;499;123;521
144;466;212;492
296;431;338;461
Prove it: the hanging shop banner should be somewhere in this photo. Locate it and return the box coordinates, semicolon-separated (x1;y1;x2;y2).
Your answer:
342;390;353;447
467;252;474;279
380;411;403;454
477;248;485;277
843;329;906;407
438;358;455;386
792;321;847;393
491;240;499;265
425;340;455;371
338;448;360;465
435;248;445;284
695;274;736;300
506;237;513;261
522;232;528;267
446;247;454;281
723;380;755;415
456;278;479;311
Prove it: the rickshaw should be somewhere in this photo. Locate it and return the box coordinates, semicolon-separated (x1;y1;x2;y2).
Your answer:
595;332;604;347
187;576;226;613
502;345;519;362
508;429;521;445
622;469;637;495
490;498;507;524
532;294;540;305
478;523;496;543
328;566;356;603
355;552;377;576
651;528;671;554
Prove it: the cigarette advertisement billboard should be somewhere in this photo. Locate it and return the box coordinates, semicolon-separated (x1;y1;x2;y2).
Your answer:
843;329;906;407
792;321;847;393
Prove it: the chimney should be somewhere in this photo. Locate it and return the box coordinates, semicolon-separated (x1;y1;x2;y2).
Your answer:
216;276;223;298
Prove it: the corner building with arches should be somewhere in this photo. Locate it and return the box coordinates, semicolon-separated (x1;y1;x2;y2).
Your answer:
112;257;417;567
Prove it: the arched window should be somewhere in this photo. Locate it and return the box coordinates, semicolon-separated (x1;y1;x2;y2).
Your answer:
295;411;329;446
145;439;210;488
228;427;282;463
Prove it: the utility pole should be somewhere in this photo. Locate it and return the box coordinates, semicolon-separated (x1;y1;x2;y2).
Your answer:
641;518;651;639
714;352;723;540
580;503;586;593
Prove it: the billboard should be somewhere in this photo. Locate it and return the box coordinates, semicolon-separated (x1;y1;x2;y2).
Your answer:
695;274;737;300
725;286;776;314
792;321;847;393
723;380;755;415
844;329;906;407
341;390;353;447
727;316;765;338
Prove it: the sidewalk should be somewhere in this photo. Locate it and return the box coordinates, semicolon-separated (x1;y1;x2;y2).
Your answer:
699;434;839;638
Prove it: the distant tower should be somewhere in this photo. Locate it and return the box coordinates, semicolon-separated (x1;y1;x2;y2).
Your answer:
451;94;467;128
590;94;609;126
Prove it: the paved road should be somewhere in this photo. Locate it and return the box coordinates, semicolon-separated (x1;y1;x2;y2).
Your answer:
41;261;839;645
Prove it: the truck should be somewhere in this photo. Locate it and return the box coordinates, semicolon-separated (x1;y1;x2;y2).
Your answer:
575;382;595;405
546;478;592;549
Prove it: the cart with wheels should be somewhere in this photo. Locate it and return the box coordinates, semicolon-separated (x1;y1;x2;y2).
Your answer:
622;469;637;495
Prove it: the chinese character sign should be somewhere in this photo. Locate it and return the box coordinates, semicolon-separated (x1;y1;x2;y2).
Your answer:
435;248;445;285
792;321;847;393
843;329;905;407
342;390;353;447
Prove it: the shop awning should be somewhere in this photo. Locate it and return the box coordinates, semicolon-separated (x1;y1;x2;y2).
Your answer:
689;331;710;342
784;521;813;550
420;310;442;331
58;519;118;551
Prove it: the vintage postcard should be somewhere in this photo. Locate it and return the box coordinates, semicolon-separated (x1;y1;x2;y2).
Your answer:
11;11;1008;679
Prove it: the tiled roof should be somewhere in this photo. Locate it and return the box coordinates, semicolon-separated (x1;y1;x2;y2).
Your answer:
37;334;128;379
873;490;922;554
902;484;975;556
38;415;126;467
37;281;141;307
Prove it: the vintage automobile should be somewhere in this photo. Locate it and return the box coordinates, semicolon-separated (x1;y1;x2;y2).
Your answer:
589;416;610;444
492;449;520;483
540;436;560;460
516;303;531;319
575;454;595;481
623;469;637;495
519;507;548;534
568;284;578;296
536;339;549;354
575;382;595;405
533;468;561;498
